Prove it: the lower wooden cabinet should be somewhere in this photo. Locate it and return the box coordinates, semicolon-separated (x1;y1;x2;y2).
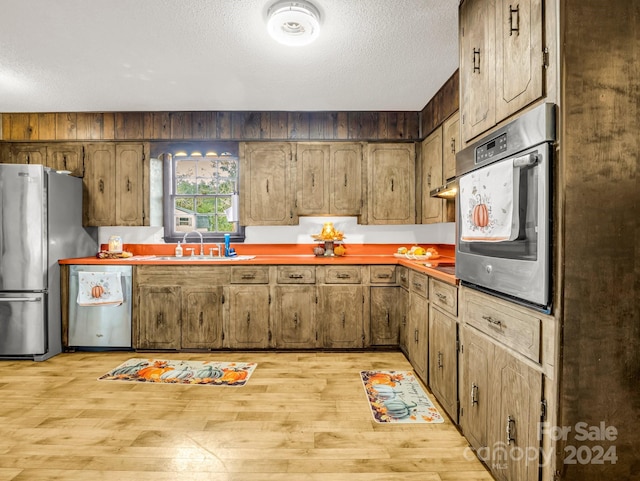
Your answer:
136;285;181;350
228;285;271;349
407;291;429;381
181;286;224;350
273;285;318;348
319;286;364;348
370;286;401;346
460;312;544;481
428;306;458;421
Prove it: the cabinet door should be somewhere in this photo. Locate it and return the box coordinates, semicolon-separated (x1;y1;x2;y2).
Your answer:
84;143;116;226
330;143;362;216
241;142;296;225
398;288;410;355
366;143;415;225
460;325;493;455
274;285;317;348
460;0;496;142
442;112;460;181
408;292;428;381
228;285;271;349
320;286;364;349
420;127;444;224
428;307;458;421
489;343;543;481
10;144;46;164
181;286;224;349
136;286;181;350
296;143;329;215
494;0;544;122
370;287;400;346
47;144;84;177
115;143;145;225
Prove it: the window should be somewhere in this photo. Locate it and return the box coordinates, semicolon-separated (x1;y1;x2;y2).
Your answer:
163;143;244;243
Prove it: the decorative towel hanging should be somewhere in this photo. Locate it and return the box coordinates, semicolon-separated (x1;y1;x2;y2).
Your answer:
77;271;124;307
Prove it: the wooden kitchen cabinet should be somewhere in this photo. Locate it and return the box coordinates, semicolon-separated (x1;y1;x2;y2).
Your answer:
181;286;224;350
8;143;46;164
319;286;365;348
83;142;146;226
296;142;363;216
228;266;271;349
406;270;429;381
460;0;544;143
136;285;182;350
365;143;415;224
47;143;84;177
442;111;460;181
134;266;228;350
273;285;318;348
240;142;297;225
428;306;458;421
228;285;271;349
370;286;401;346
420;126;444;224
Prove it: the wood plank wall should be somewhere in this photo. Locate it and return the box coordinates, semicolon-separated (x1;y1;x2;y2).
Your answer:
0;111;420;142
0;71;459;144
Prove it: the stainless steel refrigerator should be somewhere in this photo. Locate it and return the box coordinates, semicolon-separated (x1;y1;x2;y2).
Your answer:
0;164;97;361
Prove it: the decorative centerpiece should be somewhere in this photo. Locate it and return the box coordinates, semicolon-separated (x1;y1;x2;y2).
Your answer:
311;222;345;257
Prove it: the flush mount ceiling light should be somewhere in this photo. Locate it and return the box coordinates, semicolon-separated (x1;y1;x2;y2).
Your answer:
267;0;321;46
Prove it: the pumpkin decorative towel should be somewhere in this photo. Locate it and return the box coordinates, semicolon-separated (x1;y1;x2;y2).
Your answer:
77;271;124;307
459;158;520;242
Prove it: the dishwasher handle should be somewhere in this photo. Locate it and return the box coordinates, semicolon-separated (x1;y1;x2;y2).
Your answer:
0;296;42;302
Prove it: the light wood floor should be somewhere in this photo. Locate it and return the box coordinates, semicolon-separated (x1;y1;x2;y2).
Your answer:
0;350;493;481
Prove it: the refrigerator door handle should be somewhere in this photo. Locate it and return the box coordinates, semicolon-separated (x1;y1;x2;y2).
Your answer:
0;296;42;302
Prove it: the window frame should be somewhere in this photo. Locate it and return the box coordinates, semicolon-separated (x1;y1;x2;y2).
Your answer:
162;142;245;244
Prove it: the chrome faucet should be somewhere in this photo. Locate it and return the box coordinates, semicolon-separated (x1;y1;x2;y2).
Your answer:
182;230;204;256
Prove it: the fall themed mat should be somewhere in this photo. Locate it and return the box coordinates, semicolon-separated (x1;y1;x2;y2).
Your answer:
98;359;257;386
360;370;444;423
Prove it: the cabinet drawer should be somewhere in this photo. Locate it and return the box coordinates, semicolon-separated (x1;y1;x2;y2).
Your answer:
231;266;270;284
277;266;316;284
396;266;409;289
465;291;541;362
323;266;362;284
430;278;457;316
369;265;396;284
409;270;429;298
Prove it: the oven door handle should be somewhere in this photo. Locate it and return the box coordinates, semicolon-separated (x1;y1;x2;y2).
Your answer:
513;153;539;168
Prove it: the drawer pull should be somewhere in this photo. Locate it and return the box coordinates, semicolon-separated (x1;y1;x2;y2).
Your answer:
336;273;351;279
483;315;502;327
414;329;419;342
376;273;391;279
413;282;423;289
246;312;251;325
436;292;447;302
400;274;407;282
293;312;298;326
471;383;479;406
437;351;443;369
386;310;390;326
289;274;304;279
241;274;256;280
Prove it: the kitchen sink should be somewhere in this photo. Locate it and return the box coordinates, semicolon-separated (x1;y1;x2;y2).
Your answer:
153;255;256;261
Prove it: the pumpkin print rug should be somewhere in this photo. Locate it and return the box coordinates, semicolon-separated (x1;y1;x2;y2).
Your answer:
98;359;257;386
360;370;444;423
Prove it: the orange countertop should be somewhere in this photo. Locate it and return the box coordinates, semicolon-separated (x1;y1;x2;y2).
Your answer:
60;243;458;285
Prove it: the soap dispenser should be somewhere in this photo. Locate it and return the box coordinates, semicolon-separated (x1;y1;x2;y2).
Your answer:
175;242;183;257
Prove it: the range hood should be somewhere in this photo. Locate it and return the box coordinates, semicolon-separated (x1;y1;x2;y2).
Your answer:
429;179;458;199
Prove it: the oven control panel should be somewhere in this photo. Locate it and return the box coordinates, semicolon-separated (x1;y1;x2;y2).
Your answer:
475;132;507;163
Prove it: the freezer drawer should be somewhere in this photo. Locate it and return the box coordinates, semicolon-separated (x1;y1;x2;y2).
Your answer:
0;293;46;356
68;265;132;348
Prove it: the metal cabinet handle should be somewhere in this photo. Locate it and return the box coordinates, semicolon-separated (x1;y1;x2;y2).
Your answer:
437;351;443;369
336;273;351;279
483;315;502;327
266;179;269;193
414;329;419;342
386;310;390;326
63;155;68;170
344;174;348;187
241;274;256;279
126;178;132;192
471;383;479;406
390;178;394;192
246;312;251;325
199;312;204;326
506;416;516;444
450;137;456;154
311;172;315;187
436;292;447;302
473;48;481;73
341;313;346;327
289;274;304;279
293;312;298;326
509;4;520;36
377;273;391;279
99;179;104;193
156;312;163;326
413;282;423;289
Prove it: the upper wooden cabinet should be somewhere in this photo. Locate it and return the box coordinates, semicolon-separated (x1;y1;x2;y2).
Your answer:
240;142;297;226
7;143;84;177
442;112;460;181
295;142;363;217
8;143;47;165
83;142;147;226
420;127;444;224
460;0;544;143
365;143;415;225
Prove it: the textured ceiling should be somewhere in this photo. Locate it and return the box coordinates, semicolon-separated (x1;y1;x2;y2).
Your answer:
0;0;459;113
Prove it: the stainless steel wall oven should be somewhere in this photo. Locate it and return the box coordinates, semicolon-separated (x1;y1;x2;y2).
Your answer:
455;103;556;311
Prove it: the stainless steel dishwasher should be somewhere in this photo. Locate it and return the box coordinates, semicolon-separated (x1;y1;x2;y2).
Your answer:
68;265;132;348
